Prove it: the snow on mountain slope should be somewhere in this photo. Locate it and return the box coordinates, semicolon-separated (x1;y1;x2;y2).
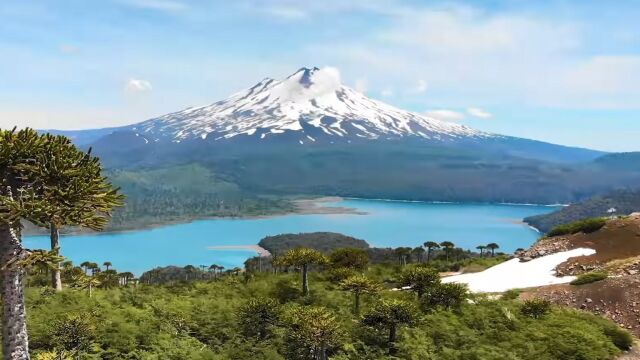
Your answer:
129;67;492;144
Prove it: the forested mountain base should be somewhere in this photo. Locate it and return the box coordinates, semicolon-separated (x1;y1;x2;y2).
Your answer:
105;164;295;231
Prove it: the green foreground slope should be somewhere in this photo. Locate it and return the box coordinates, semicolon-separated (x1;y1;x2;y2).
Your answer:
25;264;630;360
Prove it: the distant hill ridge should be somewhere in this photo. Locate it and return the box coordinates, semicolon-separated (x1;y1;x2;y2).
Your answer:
524;189;640;233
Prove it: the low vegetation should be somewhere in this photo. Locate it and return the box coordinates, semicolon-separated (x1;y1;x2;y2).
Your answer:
23;250;632;360
547;217;608;237
570;272;609;286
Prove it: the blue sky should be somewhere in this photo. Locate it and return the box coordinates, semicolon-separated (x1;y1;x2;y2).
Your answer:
1;0;639;152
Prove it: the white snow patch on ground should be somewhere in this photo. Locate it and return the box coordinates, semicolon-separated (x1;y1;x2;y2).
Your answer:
442;248;596;293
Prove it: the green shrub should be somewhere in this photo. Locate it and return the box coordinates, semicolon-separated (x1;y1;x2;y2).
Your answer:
420;283;468;312
570;272;608;286
547;217;607;237
501;289;522;300
326;268;358;283
270;279;302;303
521;298;551;319
237;298;281;339
603;324;634;350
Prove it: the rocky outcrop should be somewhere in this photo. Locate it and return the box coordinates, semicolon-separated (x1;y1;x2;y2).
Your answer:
523;275;640;336
518;236;571;262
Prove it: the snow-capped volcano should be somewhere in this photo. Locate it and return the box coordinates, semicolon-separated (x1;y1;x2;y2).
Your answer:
129;67;490;144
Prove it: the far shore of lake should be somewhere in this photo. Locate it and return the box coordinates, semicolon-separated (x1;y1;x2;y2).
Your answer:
207;245;271;257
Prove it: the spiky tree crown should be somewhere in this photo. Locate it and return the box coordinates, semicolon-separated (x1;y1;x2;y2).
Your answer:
277;248;328;267
339;274;381;294
0;128;124;231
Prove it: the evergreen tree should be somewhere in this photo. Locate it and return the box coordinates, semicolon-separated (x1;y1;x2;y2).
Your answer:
276;248;328;296
486;243;500;257
26;134;123;291
0;128;50;358
362;299;417;355
439;241;455;262
339;274;381;315
399;267;440;298
423;241;440;263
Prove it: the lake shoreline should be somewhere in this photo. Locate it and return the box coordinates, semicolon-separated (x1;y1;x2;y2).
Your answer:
26;196;555;238
23;199;555;275
26;196;364;238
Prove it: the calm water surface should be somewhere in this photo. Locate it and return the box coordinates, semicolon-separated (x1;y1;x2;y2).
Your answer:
24;199;557;275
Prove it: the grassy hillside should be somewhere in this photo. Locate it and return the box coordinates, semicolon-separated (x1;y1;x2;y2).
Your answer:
524;189;640;233
25;261;630;359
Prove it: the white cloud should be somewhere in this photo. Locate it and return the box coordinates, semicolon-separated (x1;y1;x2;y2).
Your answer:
466;107;492;119
381;88;393;97
242;0;401;19
274;66;342;102
125;78;153;93
262;6;307;20
425;109;465;122
354;78;368;93
59;44;79;54
305;4;640;109
118;0;187;12
415;79;428;93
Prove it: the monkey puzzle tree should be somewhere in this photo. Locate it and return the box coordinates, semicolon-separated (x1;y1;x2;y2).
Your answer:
237;298;281;340
277;248;328;296
486;243;500;257
394;247;412;266
328;247;369;271
398;266;440;298
282;305;343;360
439;241;455;262
339;274;381;315
0;128;50;359
423;241;440;263
0;129;122;358
26;134;123;291
361;299;418;355
476;245;486;257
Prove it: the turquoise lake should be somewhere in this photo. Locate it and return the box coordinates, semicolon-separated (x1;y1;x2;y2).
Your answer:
23;199;557;275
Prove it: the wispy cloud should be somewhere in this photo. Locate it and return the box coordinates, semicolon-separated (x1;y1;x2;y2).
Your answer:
425;109;465;122
59;44;79;54
354;78;368;93
117;0;187;12
307;4;640;109
467;107;492;119
414;79;428;93
125;78;153;93
262;6;308;20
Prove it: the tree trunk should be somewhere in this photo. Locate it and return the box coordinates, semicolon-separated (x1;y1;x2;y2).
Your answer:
388;325;397;355
0;223;31;360
49;223;62;291
427;249;431;263
302;264;309;296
